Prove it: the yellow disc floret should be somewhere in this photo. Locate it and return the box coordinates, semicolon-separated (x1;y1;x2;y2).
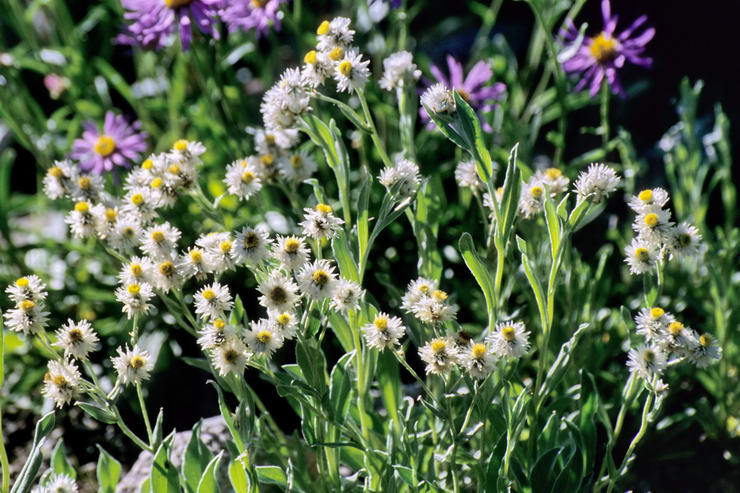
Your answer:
373;316;389;331
94;135;116;156
257;330;273;344
315;203;333;214
643;213;659;228
304;50;318;64
471;343;487;359
316;20;330;35
590;33;618;64
173;139;189;151
649;307;665;319
638;189;653;202
338;60;353;77
74;201;90;213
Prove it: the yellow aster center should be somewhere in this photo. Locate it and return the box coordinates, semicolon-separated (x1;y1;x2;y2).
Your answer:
168;164;181;174
74;201;90;213
257;330;273;343
219;240;232;253
316;203;332;214
105;208;117;221
150;230;165;243
49;166;63;178
202;289;216;301
190;250;203;263
328;47;344;61
501;326;516;342
338;60;353;77
316;20;330;35
643;213;659;228
15;277;29;288
276;313;291;325
130;264;143;277
471;343;487;359
130;355;146;369
699;334;711;347
312;270;329;286
432;290;448;302
260;154;274;166
643;349;655;363
51;374;67;387
150;177;163;189
530;185;544;198
131;193;144;206
213;318;226;329
304;50;318;64
638;189;653;202
19;300;36;311
668;321;684;335
649;307;665;319
545;168;562;180
419;284;430;294
78;176;92;189
265;134;276;145
590;32;619;64
285;238;300;253
290;155;303;168
241;171;256;184
431;339;447;353
142;158;153;170
634;247;650;261
251;0;267;7
127;284;141;295
94;135;116;156
173;139;189;151
159;261;174;275
373;316;389;331
243;232;259;248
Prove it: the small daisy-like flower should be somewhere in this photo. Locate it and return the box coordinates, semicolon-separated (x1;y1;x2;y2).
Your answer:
42;360;81;408
410;290;458;324
299;203;344;241
518;179;545;219
330;279;365;312
68;173;107;204
301;49;334;87
197;317;239;351
420;83;455;115
221;0;288;37
65;201;97;238
633;206;673;244
419;337;459;375
334;48;371;93
245;320;284;357
362;312;406;350
70;111;147;174
6;275;48;304
115;282;155;319
623;238;657;275
149;259;185;293
233;227;272;266
573;163;621;203
278;151;318;183
257;272;301;312
121;188;159;223
211;339;249;377
178;247;212;281
460;342;496;379
670;222;703;259
379;51;421;91
378;158;421;198
108;215;144;252
254;128;299;155
91;204;120;238
296;259;338;300
400;277;438;313
194;282;234;320
225;159;263;201
43;160;78;200
268;311;299;340
272;235;311;271
199;233;237;274
534;167;570;195
454;160;484;191
42;473;79;493
54;319;100;360
657;320;697;357
627;188;670;213
261;79;311;131
112;345;154;385
626;344;666;379
3;299;49;334
252;153;280;182
168;139;207;164
141;222;181;261
119;257;153;286
488;321;530;359
316;17;354;51
635;306;673;342
687;333;722;368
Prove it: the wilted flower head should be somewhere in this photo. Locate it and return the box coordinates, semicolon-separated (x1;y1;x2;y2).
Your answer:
573;163;621;203
70;112;147;174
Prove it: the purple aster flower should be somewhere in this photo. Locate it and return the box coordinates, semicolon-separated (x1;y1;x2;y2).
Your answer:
221;0;289;37
420;55;505;132
561;0;654;96
71;112;148;174
118;0;221;51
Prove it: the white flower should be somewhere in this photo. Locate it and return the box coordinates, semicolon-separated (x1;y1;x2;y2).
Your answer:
211;339;249;376
65;201;97;238
42;473;79;493
518;179;545;219
278;151;318;183
301;49;334;87
687;333;722;368
459;342;496;379
54;319;100;360
3;300;49;334
573;163;621;203
670;222;704;259
119;257;153;286
149;259;185;293
657;320;697;357
108;215;143;252
6;275;47;304
334;48;371;93
410;290;458;324
69;173;106;203
167;139;206;164
378;158;421;198
245;320;284;357
252;153;281;181
43;160;78;200
260;68;311;131
401;278;438;313
330;279;365;312
121;188;159;223
254;128;299;155
91;204;120;238
141;222;181;261
299;204;344;241
379;51;420;91
296;259;338;300
626;345;666;379
272;236;311;271
633;206;674;244
197;317;239;351
257;272;301;312
362;313;406;350
316;17;355;51
534;167;570;195
488;321;530;359
225;159;263;201
194;282;233;320
627;188;670;213
623;238;658;275
455;160;484;191
268;311;299;340
233;227;272;266
42;359;81;408
198;233;237;274
635;307;673;343
178;247;213;281
112;345;154;385
420;83;455;115
115;282;155;319
419;337;459;375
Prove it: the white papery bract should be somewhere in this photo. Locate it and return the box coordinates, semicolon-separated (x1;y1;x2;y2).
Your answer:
627;188;670;213
534;167;570;195
670;222;704;259
518;179;545;219
42;359;81;408
41;473;79;493
420;83;456;115
211;339;249;377
419;337;459;375
363;312;406;351
115;282;155;319
278;151;317;183
334;48;370;93
400;277;438;314
167;139;206;164
108;215;143;252
687;333;722;368
245;319;284;357
257;272;301;312
455;160;484;191
272;235;311;271
635;307;674;343
225;159;263;200
141;222;181;261
488;321;530;359
178;247;213;281
54;319;100;360
379;51;421;91
410;290;458;324
3;300;49;334
194;282;234;320
233;227;272;266
299;204;344;240
269;311;299;340
297;259;338;300
378;158;421;198
330;279;365;312
199;233;237;274
65;201;97;238
573;163;621;203
6;275;47;304
460;342;497;379
316;17;355;51
626;345;666;379
112;345;154;385
623;238;658;275
43;160;78;200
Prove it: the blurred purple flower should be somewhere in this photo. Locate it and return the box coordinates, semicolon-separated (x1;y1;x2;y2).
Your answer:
44;74;70;99
221;0;289;37
560;0;654;96
71;112;148;174
370;0;402;8
118;0;221;51
421;56;505;132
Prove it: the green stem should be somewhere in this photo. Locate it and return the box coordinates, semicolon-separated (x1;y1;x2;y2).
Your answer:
357;90;394;168
135;383;154;447
350;312;372;445
114;406;151;452
600;80;610;150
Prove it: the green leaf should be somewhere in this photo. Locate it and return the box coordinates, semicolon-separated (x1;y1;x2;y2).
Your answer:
530;447;563;493
376;350;401;430
497;144;521;244
327;311;353;352
296;338;327;392
149;435;176;493
196;453;223;493
228;460;250;492
459;233;495;327
10;411;55;493
331;230;359;283
543;195;562;260
209;381;245;453
328;352;354;421
96;446;122;493
255;465;287;487
51;440;75;479
182;421;213;493
77;402;117;424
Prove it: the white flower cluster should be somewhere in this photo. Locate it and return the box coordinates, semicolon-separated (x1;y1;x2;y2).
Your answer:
378;157;422;198
518;167;570;219
420;83;456;115
31;472;78;493
401;278;458;325
573;162;622;204
379;51;421;91
627;306;721;381
3;275;49;334
623;187;704;275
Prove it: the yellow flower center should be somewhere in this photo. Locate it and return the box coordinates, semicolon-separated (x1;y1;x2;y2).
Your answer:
431;339;447;353
130;355;146;369
78;177;92;190
105;208;117;221
419;284;430;294
328;47;344;61
150;177;163;189
638;189;653;202
590;32;619;64
51;374;67;387
74;201;90;213
471;343;487;359
190;249;203;263
285;238;300;253
219;240;232;253
643;213;659;228
202;289;216;301
501;326;516;342
265;134;276;145
373;316;389;331
649;307;664;319
530;185;544;198
15;277;29;288
94;135;116;156
316;20;330;35
159;261;174;275
276;313;291;325
173;139;189;151
251;0;267;7
290;155;303;168
312;270;329;286
213;318;226;329
338;60;353;77
304;50;318;64
699;334;711;347
131;193;144;205
315;203;333;214
545;168;562;180
127;284;141;295
130;264;143;277
432;290;448;302
150;230;165;243
260;154;274;166
257;330;273;343
634;247;650;261
668;321;684;335
19;300;36;311
49;166;63;178
142;158;153;169
168;164;181;174
241;171;256;184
